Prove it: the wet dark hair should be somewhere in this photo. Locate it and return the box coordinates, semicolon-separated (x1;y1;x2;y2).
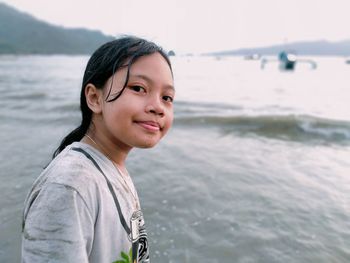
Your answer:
52;36;172;158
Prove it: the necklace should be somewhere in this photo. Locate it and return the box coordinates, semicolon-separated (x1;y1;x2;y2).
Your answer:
84;134;139;209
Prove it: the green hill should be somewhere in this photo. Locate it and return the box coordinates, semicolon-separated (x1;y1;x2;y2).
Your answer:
0;3;115;54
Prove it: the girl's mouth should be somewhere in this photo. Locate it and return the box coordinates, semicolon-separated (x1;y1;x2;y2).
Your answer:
135;121;161;131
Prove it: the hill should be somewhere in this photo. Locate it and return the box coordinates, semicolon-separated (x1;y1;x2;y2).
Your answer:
206;39;350;57
0;3;115;54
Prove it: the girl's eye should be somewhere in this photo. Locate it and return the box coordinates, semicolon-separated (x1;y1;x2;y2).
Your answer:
163;95;174;103
130;85;146;93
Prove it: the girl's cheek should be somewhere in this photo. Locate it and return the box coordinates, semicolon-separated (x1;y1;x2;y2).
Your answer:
169;115;175;126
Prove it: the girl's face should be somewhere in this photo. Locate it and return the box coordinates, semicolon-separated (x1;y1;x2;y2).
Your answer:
97;52;174;151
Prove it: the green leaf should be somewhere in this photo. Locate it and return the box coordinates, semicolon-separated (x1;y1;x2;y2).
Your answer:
129;248;133;262
112;249;132;263
121;251;130;261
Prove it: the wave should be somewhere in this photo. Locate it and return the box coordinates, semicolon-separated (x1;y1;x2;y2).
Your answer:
2;92;47;100
174;113;350;143
52;102;80;112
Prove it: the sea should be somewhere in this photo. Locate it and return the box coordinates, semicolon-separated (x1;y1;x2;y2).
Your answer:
0;54;350;263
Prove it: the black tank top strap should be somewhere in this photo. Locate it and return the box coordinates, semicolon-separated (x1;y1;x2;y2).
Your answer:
71;147;131;235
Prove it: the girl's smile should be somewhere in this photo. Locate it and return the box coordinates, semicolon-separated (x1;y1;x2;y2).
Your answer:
134;120;161;132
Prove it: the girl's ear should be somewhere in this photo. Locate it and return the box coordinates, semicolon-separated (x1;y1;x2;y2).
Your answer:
85;84;103;114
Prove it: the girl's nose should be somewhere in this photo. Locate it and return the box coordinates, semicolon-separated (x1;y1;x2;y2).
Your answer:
145;96;164;116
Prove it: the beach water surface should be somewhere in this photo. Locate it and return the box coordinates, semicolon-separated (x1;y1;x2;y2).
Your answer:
0;55;349;262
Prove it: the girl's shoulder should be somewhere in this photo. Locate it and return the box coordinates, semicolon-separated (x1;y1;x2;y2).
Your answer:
32;142;112;199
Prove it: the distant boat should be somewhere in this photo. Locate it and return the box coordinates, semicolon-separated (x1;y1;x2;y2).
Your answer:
244;53;261;60
261;51;317;71
278;51;297;70
345;59;350;64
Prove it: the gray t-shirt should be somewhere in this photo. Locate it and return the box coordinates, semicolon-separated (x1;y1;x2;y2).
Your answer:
22;142;150;263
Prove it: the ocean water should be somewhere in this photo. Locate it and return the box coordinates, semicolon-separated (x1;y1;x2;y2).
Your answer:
0;55;350;262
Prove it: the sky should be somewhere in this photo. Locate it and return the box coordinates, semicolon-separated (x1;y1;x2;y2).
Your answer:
2;0;350;53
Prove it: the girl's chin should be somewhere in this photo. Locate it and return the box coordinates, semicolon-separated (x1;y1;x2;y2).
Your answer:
136;141;158;149
135;138;161;149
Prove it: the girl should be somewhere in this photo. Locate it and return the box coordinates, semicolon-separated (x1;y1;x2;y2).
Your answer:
21;36;175;263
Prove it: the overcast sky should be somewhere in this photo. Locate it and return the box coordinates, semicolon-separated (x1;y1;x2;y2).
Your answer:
2;0;350;53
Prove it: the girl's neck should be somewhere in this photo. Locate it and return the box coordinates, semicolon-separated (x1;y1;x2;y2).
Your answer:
81;133;130;172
